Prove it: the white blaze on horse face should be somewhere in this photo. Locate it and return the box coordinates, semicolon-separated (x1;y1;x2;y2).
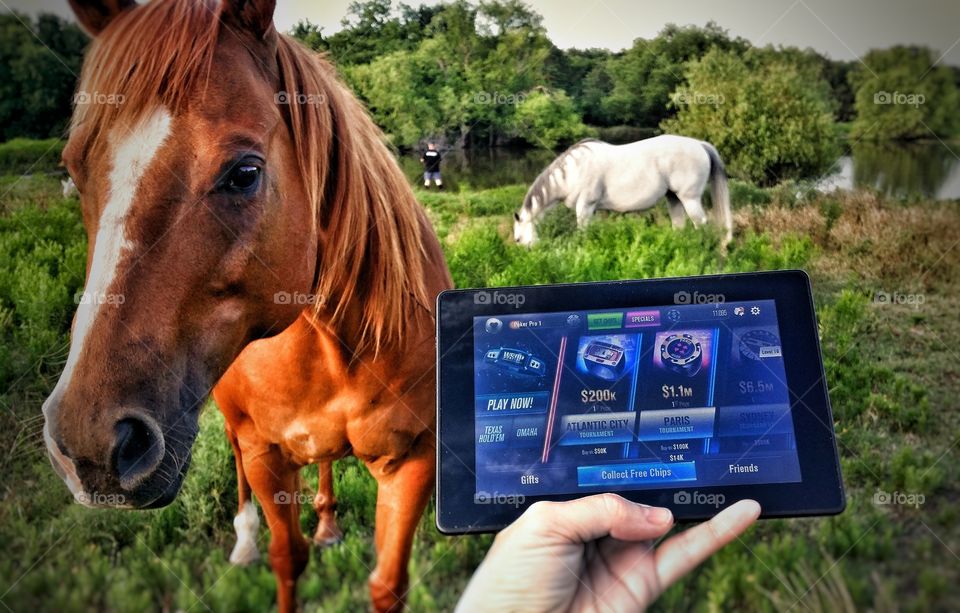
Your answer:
42;107;173;502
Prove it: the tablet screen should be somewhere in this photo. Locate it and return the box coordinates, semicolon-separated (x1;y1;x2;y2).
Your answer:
472;300;801;499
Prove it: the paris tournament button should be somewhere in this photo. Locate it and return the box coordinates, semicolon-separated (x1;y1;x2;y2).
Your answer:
577;461;697;487
637;407;716;441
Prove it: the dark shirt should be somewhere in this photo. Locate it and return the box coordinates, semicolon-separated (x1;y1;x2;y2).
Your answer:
422;150;442;173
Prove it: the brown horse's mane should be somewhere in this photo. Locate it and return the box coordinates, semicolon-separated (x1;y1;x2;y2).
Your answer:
71;0;432;352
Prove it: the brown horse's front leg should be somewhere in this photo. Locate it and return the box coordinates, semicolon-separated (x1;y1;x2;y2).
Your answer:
312;460;343;547
367;439;435;613
242;445;309;613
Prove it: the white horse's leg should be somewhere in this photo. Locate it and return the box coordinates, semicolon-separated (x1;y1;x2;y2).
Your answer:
666;192;687;229
575;196;597;229
678;196;709;228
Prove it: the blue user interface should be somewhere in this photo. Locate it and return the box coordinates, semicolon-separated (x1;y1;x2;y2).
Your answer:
472;300;801;497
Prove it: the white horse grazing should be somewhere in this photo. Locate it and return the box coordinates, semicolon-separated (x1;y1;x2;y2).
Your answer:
513;135;732;248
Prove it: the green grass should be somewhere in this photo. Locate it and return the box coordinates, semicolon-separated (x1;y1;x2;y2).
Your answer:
0;174;957;611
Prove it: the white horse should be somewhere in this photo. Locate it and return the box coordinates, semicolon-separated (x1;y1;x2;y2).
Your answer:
513;135;732;249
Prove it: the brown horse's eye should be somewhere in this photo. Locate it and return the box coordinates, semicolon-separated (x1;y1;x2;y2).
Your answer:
224;165;261;193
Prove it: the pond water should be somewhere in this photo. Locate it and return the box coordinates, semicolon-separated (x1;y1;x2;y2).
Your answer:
399;141;960;201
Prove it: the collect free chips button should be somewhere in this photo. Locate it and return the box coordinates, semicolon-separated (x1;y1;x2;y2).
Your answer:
577;462;697;487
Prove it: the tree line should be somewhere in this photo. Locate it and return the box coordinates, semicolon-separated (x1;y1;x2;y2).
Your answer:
1;2;958;184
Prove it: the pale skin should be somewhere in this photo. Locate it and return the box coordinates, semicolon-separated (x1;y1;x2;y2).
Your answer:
457;495;762;612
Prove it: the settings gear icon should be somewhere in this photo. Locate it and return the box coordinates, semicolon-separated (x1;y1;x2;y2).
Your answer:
750;306;761;316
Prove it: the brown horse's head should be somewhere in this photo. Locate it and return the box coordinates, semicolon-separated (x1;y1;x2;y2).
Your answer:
44;0;431;509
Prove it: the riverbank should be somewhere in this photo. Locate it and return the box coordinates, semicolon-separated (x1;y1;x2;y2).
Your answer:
0;174;957;611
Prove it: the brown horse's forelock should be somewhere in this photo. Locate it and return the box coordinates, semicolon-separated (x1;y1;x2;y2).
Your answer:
72;0;432;353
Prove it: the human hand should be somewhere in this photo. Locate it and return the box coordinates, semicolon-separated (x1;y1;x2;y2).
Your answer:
456;494;761;612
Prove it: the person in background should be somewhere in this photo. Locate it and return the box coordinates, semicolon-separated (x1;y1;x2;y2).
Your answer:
420;141;443;189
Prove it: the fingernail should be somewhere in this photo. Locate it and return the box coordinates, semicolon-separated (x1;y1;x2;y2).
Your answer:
649;507;673;524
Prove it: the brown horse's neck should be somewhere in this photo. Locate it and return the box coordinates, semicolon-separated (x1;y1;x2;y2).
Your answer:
307;208;451;358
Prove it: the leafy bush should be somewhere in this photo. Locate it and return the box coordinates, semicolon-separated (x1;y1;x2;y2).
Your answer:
662;48;839;185
849;46;960;140
510;89;594;149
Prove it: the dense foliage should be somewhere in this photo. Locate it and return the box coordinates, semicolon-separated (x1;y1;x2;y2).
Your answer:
661;48;840;184
849;46;960;140
0;13;87;140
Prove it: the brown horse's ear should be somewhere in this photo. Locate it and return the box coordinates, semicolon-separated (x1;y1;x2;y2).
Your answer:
68;0;136;36
220;0;277;41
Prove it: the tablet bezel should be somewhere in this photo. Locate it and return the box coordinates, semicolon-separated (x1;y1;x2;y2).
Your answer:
436;270;845;534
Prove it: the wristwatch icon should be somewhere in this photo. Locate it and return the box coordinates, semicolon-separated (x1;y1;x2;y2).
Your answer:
660;333;703;377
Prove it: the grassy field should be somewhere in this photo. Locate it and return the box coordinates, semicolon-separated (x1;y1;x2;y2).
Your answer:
0;164;958;611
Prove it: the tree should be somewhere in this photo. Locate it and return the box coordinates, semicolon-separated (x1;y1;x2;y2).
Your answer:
0;13;87;140
662;48;839;185
511;89;593;149
849;46;960;140
604;22;749;127
347;0;559;148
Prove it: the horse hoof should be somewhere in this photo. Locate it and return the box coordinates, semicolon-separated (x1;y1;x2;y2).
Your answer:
313;528;343;548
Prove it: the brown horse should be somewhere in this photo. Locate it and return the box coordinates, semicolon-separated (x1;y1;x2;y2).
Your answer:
42;1;451;611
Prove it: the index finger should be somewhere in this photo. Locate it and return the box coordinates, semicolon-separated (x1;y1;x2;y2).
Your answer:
654;499;761;588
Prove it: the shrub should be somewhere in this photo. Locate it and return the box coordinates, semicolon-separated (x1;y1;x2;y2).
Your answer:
849;46;960;141
661;48;839;185
511;89;594;149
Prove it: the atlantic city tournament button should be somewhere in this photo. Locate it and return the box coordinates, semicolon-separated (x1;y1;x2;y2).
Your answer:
714;404;793;437
577;461;697;487
637;407;716;441
557;412;636;446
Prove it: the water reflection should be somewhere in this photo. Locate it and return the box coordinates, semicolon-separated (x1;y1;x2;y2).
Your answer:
819;142;960;199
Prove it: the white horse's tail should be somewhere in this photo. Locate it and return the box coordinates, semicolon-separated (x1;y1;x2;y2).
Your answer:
701;142;732;247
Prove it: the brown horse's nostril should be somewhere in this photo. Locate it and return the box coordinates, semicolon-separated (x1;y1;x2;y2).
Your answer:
112;416;165;491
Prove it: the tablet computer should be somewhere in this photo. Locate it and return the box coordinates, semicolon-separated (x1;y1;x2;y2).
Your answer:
436;270;845;534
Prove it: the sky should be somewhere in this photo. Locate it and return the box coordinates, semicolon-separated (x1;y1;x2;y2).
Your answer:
8;0;960;66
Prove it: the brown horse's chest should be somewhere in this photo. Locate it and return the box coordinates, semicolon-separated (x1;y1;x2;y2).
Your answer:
223;321;436;468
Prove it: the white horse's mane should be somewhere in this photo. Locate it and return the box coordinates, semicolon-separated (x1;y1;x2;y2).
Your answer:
523;138;600;213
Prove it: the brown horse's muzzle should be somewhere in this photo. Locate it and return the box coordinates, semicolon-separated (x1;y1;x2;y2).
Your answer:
43;392;201;509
